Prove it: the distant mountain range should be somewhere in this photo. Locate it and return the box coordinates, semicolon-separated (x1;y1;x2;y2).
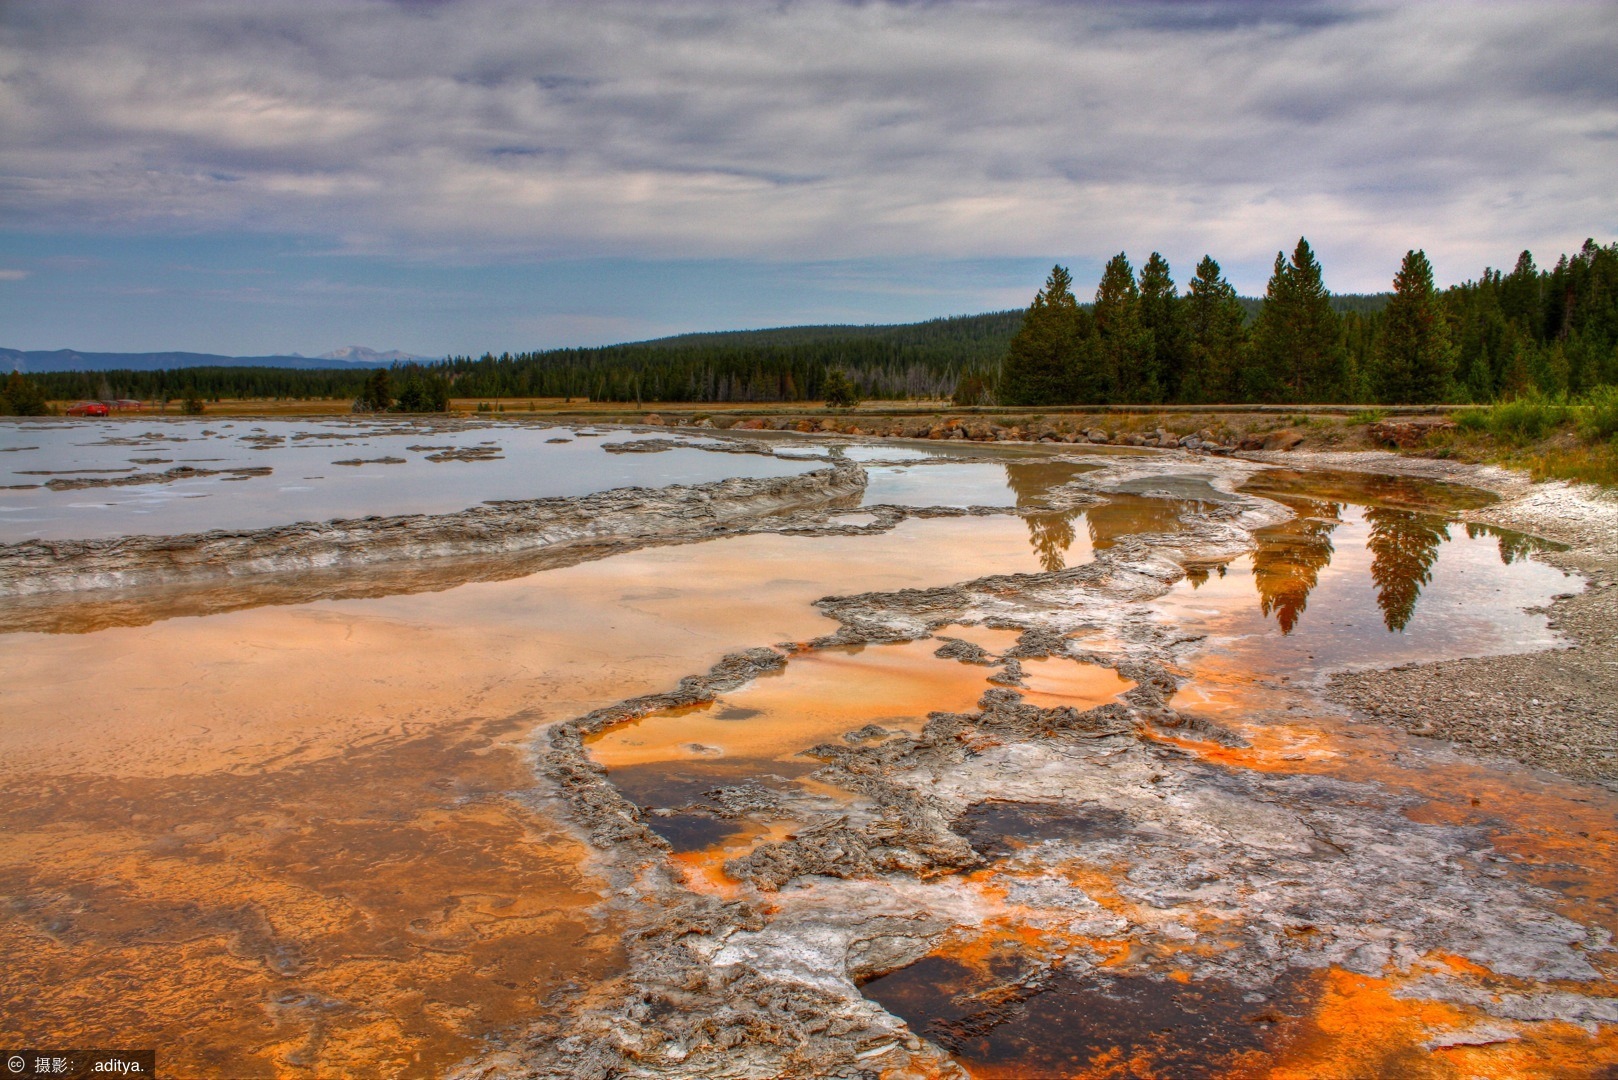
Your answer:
316;346;430;363
2;346;434;373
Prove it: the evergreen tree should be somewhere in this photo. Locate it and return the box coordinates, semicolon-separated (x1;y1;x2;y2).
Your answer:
0;371;51;416
1499;329;1534;399
1337;310;1376;401
393;364;451;412
1464;344;1493;403
1372;249;1456;403
1443;266;1508;400
1180;256;1248;403
1137;253;1184;400
1094;253;1154;402
358;369;392;412
822;368;860;409
1500;250;1541;333
1250;238;1344;402
998;265;1082;405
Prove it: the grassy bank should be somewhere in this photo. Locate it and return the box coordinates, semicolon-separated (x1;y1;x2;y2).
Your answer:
1417;392;1618;487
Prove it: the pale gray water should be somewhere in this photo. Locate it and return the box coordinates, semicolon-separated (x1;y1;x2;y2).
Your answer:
860;459;1102;508
0;419;820;541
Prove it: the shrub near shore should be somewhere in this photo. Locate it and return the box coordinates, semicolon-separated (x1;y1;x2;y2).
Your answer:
1438;391;1618;486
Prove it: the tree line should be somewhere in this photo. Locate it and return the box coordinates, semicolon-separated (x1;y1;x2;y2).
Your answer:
999;237;1618;406
19;312;1019;407
10;239;1613;409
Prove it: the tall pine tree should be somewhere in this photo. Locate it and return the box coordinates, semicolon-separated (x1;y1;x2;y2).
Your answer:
1181;256;1248;403
1372;249;1456;403
1094;252;1154;403
998;265;1082;405
1250;238;1344;402
1500;250;1542;334
1137;252;1184;401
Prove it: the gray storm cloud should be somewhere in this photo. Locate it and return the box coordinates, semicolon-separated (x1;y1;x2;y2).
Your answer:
1;0;1614;285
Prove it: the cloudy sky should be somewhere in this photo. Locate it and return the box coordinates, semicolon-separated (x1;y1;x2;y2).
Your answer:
1;0;1614;356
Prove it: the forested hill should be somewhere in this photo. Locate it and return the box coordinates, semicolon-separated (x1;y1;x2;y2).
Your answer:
32;310;1031;404
430;311;1029;402
634;310;1026;351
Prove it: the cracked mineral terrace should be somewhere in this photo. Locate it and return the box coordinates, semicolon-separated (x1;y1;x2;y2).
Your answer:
2;418;1615;1078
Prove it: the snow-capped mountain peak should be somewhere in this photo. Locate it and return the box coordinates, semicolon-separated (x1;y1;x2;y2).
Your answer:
317;346;428;363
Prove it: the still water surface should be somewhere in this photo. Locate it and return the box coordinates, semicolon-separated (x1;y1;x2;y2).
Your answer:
0;419;816;540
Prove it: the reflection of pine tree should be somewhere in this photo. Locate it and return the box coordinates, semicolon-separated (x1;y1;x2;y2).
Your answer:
1464;522;1546;565
1003;462;1086;572
1083;497;1186;550
1251;499;1342;633
1366;508;1449;631
1026;512;1078;571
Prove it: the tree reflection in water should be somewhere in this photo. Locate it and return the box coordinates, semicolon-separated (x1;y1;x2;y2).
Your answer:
1236;467;1549;635
1001;462;1092;572
1364;508;1450;632
1250;498;1343;634
1025;512;1078;572
1246;499;1448;635
1005;462;1558;634
1465;521;1562;566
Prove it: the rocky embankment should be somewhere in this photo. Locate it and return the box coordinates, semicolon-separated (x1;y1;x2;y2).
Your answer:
0;461;866;596
667;412;1305;455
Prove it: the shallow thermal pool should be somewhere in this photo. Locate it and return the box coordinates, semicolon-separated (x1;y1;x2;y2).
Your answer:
0;418;819;540
1;434;1612;1077
1157;468;1571;675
